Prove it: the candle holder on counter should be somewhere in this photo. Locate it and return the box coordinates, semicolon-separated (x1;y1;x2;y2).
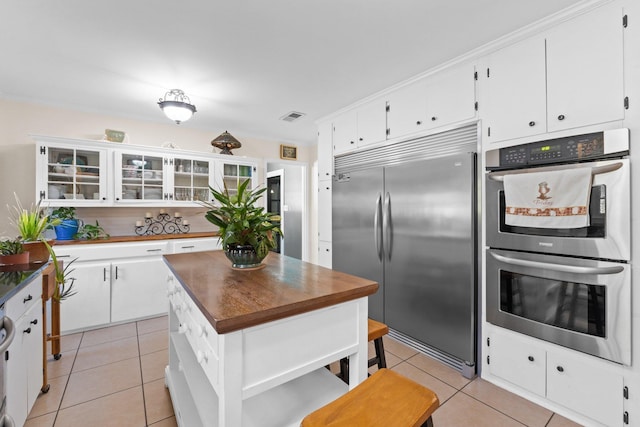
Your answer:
135;210;190;235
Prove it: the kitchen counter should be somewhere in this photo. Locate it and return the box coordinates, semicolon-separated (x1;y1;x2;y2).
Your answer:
52;231;218;246
163;250;378;333
162;251;378;426
0;262;49;306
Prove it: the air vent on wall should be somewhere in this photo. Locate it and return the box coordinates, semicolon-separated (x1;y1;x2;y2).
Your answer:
280;111;305;122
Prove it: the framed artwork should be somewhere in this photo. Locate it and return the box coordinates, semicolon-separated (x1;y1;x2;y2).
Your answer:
280;144;297;160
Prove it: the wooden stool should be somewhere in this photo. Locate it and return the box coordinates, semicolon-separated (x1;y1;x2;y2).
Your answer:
340;318;389;382
301;368;439;427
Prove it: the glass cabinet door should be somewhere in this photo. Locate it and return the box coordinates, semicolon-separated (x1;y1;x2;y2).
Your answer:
117;152;164;202
222;162;255;197
172;157;213;202
44;145;107;202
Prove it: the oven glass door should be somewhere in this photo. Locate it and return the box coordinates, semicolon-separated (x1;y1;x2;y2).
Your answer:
487;249;631;365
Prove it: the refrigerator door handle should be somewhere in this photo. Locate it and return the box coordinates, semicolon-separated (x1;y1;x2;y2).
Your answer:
374;193;383;261
383;192;392;260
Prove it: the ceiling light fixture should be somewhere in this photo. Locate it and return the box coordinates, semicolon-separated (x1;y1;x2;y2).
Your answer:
158;89;197;124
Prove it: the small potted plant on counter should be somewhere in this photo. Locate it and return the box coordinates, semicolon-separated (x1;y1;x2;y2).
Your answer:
202;179;281;269
0;238;29;265
7;193;60;263
51;207;81;241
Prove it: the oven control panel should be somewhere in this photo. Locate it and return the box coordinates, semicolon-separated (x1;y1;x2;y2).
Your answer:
485;129;629;170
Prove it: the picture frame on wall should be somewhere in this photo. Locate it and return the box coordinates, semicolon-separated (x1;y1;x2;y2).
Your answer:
280;144;297;160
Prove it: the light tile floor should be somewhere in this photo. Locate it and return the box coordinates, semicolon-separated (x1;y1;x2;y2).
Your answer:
25;316;583;427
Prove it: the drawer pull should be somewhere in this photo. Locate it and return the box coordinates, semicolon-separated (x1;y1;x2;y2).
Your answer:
30;319;38;326
57;255;71;258
23;327;32;334
23;295;33;303
181;246;195;249
147;249;163;252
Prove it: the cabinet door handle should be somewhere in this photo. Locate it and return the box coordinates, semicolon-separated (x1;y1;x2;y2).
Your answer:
104;267;107;282
416;121;422;125
557;114;565;121
431;116;437;121
30;319;38;326
23;327;31;334
115;266;119;280
528;356;534;362
359;137;363;141
556;366;564;373
528;121;536;127
23;295;33;303
350;140;355;145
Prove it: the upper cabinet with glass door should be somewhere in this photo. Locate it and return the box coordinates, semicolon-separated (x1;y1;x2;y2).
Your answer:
114;150;166;204
35;140;109;205
216;160;257;197
170;155;215;204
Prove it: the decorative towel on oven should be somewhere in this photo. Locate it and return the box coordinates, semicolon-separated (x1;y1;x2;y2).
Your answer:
503;167;592;228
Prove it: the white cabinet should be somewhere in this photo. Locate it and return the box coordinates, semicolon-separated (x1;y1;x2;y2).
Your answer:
317;121;333;181
386;79;429;140
170;237;221;253
424;62;477;131
59;260;111;332
332;99;387;155
6;276;43;427
483;36;547;143
170;155;215;203
111;257;169;323
482;2;624;142
546;2;625;132
488;329;624;426
317;182;332;243
216;160;257;197
317;240;332;269
54;241;171;333
114;150;166;203
36;141;110;205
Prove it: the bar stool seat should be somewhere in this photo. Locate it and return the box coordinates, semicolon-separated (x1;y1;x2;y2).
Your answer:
340;318;388;382
301;368;439;427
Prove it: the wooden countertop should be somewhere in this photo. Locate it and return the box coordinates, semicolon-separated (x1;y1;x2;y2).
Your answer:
53;231;218;246
163;251;378;334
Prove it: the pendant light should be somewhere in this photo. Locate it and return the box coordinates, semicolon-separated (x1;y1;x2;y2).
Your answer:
211;131;242;155
158;89;197;124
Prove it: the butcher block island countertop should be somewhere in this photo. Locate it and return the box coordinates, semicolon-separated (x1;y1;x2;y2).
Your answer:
163;250;378;333
162;250;379;427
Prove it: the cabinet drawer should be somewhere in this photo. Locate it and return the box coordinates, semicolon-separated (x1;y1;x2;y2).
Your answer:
54;241;170;261
5;277;41;321
170;238;221;253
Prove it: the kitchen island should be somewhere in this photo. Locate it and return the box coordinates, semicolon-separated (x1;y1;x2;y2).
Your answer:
162;250;378;427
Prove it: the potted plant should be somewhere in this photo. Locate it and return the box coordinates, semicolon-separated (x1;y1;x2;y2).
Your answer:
0;238;29;265
202;180;282;269
43;240;77;301
74;221;110;240
7;194;60;263
51;207;81;240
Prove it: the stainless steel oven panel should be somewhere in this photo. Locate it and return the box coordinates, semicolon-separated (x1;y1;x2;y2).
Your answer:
487;249;631;365
486;158;630;261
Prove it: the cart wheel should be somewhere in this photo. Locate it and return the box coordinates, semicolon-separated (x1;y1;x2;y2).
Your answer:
41;384;50;393
53;353;62;360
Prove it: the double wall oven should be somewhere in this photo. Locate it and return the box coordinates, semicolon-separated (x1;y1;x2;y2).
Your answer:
485;129;631;365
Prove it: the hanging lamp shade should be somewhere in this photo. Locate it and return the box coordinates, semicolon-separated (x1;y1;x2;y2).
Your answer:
211;131;242;155
158;89;197;124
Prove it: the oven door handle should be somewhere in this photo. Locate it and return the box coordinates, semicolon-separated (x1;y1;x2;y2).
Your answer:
490;252;624;275
0;316;16;354
487;162;623;182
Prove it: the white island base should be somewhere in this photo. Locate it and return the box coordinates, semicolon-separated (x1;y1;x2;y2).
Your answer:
165;288;368;427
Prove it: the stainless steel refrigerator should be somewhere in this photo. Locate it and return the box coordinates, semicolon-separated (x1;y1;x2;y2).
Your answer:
332;152;476;373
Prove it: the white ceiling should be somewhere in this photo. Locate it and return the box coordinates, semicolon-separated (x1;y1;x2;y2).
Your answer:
1;0;584;146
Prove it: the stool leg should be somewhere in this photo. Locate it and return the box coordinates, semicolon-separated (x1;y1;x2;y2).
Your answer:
373;337;387;369
420;416;434;427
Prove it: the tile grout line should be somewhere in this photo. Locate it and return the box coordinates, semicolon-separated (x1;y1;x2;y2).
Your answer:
136;321;150;427
50;332;82;426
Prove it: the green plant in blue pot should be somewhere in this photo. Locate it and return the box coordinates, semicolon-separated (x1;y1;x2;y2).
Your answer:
51;207;81;240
